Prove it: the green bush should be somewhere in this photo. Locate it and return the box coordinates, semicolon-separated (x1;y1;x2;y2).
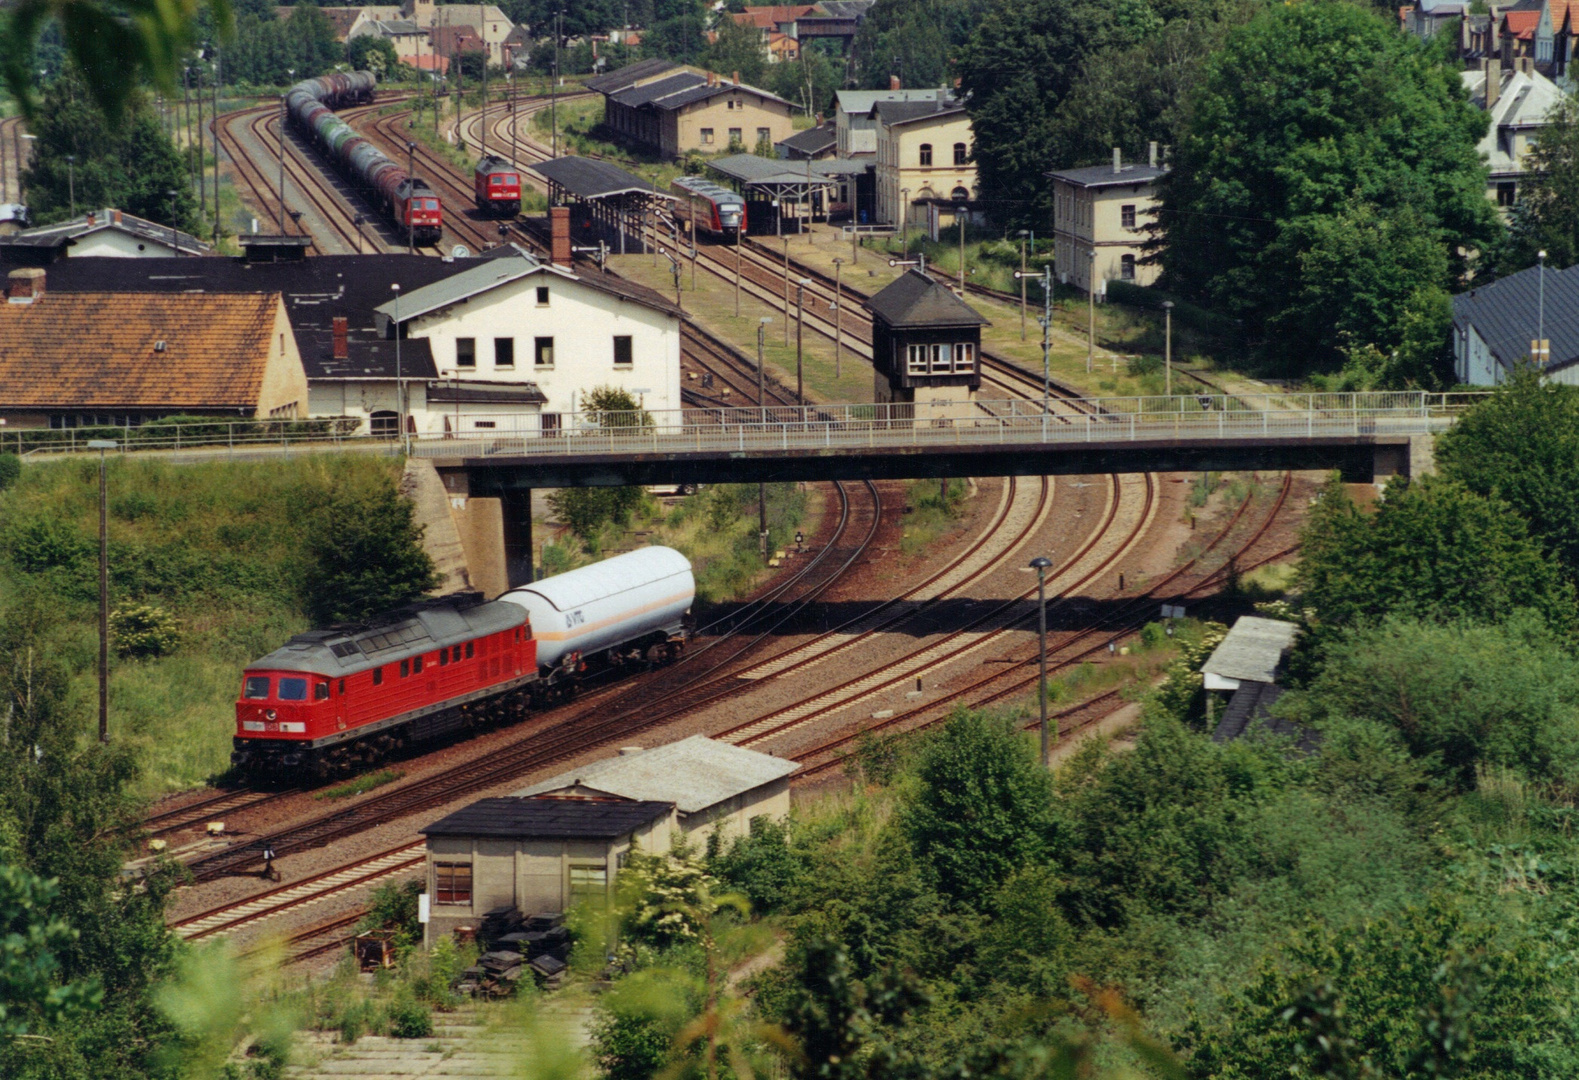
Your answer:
0;453;19;492
110;604;181;658
359;880;422;949
386;997;433;1039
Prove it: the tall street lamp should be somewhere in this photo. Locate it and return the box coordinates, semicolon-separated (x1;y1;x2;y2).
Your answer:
1030;555;1053;766
956;203;967;293
65;154;75;217
831;256;844;379
757;317;773;553
1086;249;1096;374
1163;300;1174;398
1017;229;1029;340
88;439;118;743
795;278;810;405
166;190;180;254
783;236;791;344
406;141;417;254
278;69;294;233
1538;249;1548;364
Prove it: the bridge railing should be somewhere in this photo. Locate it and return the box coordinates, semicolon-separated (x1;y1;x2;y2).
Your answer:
415;391;1478;459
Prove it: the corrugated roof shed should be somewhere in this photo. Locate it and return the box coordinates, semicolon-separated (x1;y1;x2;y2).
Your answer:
1201;616;1300;686
0;291;283;410
865;269;989;329
512;735;796;814
420;797;673;839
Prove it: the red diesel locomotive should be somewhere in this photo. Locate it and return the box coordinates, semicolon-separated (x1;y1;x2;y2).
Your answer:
233;595;535;780
474;155;522;216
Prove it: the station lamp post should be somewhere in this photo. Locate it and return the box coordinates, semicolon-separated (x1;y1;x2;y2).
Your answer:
757;317;773;553
795;278;811;405
1017;229;1030;340
1030;555;1053;766
1163;300;1175;399
392;282;406;452
830;257;845;379
65;154;75;217
88;439;118;743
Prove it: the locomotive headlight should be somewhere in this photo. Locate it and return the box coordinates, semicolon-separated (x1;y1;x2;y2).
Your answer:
266;709;277;721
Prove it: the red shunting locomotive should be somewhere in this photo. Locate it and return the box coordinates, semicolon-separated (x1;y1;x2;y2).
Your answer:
474;155;522;217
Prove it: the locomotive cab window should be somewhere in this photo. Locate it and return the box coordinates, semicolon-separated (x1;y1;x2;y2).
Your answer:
278;677;308;701
400;659;410;678
338;679;346;694
439;649;449;666
243;676;270;699
413;654;424;674
314;682;330;701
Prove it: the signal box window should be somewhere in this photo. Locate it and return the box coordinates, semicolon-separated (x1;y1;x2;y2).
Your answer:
919;144;933;166
569;864;607;902
1121;204;1136;229
244;676;270;699
435;862;472;905
278;677;308;701
456;338;476;368
495;337;514;368
535;337;555;367
613;336;633;367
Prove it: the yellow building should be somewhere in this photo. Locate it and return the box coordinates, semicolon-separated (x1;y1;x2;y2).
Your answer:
870;92;977;230
1047;148;1165;297
587;59;799;160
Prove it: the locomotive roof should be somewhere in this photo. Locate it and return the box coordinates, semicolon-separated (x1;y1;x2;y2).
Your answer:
475;155;519;176
248;595;527;676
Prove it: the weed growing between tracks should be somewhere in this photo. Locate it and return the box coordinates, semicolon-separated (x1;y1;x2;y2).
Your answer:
315;769;406;801
899;478;971;558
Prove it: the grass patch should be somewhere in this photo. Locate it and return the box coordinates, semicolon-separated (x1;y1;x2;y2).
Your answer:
0;453;405;795
316;768;405;801
899;478;969;558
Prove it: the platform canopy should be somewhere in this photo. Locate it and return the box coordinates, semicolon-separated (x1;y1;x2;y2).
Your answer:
705;153;863;200
533;157;674;203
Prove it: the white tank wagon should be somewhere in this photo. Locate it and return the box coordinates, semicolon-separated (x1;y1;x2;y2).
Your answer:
499;546;694;676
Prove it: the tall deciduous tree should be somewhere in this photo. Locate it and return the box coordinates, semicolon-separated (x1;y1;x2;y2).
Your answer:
1296;474;1576;637
1503;95;1579;272
702;17;766;87
1158;1;1498;376
1437;368;1579;581
303;478;440;625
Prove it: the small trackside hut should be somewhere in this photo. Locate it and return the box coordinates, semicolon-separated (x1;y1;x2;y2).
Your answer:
419;797;676;947
866;268;988;422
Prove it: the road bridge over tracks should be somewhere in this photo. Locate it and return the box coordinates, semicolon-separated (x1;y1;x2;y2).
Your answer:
422;391;1467;495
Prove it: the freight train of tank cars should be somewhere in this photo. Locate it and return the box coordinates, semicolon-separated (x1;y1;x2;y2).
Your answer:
231;548;694;781
286;72;442;246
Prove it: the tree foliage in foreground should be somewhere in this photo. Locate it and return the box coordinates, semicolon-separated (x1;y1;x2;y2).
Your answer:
303;476;440;625
1295;474;1576;637
1158;1;1497;377
1436;368;1579;584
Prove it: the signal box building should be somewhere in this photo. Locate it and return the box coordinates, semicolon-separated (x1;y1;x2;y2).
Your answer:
866;269;988;421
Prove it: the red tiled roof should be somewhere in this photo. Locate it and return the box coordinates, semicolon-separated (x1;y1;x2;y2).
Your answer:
1505;10;1540;37
732;5;819;30
0;291;283;410
430;24;483;54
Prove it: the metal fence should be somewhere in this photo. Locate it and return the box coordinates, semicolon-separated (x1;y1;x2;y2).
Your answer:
8;417;369;458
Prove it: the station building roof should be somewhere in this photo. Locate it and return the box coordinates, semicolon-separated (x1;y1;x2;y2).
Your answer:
533;157;671;201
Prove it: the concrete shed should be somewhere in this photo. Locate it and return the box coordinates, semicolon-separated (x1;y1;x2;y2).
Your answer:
512;735;795;840
1200;616;1300;691
419;797;675;946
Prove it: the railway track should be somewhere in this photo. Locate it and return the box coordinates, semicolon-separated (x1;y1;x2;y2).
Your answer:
142;787;299;841
175;481;878;884
791;472;1300;777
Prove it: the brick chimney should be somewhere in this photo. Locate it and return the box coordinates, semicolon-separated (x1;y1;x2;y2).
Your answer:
113;209;123;225
86;211;95;226
1148;141;1158;168
889;74;901;91
732;70;740;85
550;204;572;267
1520;55;1534;75
7;267;44;303
1485;57;1501;109
332;316;349;359
1112;147;1122;174
1460;11;1471;53
1489;6;1501;58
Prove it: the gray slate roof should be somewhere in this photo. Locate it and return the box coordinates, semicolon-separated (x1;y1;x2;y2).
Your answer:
1453;263;1579;375
871;97;962;126
512;735;795;815
864;269;989;329
585;57;676;95
0;207;214;257
1046;162;1167;188
420;797;673;840
534;156;663;200
835;88;950;115
778;124;836;158
1201;616;1300;685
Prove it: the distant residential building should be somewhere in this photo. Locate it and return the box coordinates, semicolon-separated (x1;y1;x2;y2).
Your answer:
1046;147;1165;297
0;268;306;428
731;3;873;57
870;90;976;230
1404;0;1467;39
353;18;430;65
0;208;213;263
420;1;514;66
1462;60;1563;207
1452;262;1579;384
586;59;798;160
833;86;946;158
866;268;988;420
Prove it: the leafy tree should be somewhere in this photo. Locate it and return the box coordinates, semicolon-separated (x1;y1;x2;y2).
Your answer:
1436;368;1579;582
709;816;810;914
303;477;441;625
348;33;401;75
898;711;1054;903
1503;94;1579;272
0;863;102;1040
22;67;199;229
1287;615;1579;790
1296;474;1576;637
642;15;707;64
0;454;20;492
1182;904;1572;1079
851;0;981;92
1157;1;1498;376
548;388;652;547
0;0;231;122
766;45;843;118
702;17;766;87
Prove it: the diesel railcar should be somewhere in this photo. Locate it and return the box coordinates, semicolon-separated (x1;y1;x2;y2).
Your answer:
232;547;695;781
286;72;443;246
474;155;522;216
670;176;746;239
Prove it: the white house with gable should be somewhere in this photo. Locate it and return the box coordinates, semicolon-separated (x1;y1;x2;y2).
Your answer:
373;242;682;435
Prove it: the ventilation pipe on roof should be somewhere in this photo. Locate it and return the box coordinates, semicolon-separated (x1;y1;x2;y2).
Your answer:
1113;147;1122;174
